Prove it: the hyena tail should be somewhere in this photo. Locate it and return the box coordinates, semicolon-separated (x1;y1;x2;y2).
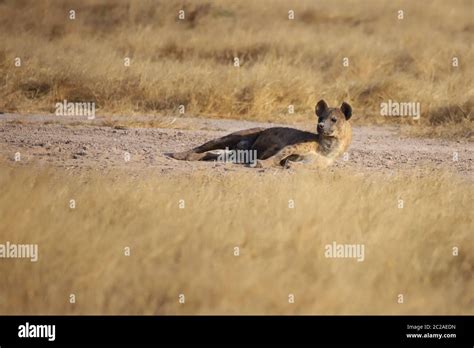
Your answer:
166;127;264;161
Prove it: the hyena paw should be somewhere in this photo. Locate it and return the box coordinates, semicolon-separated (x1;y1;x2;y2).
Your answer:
166;151;191;160
253;159;273;168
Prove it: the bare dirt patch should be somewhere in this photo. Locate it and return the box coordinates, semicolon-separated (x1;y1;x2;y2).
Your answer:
0;113;472;178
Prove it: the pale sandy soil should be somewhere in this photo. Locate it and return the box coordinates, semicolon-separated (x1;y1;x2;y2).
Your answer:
0;113;472;178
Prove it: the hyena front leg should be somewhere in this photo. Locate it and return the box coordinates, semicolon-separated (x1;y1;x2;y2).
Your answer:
167;128;264;161
255;146;302;168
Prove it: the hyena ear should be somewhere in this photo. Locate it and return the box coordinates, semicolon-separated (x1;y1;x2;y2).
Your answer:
315;99;328;117
341;102;352;120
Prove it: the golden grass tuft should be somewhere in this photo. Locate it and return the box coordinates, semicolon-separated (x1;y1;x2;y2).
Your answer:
0;166;472;314
0;0;472;137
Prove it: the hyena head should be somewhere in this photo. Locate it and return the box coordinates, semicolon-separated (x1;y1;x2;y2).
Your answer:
315;99;352;138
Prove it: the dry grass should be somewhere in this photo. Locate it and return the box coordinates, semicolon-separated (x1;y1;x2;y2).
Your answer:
0;0;473;138
1;0;472;317
0;166;472;314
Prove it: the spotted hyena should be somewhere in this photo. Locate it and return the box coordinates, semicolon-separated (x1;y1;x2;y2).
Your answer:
167;100;353;169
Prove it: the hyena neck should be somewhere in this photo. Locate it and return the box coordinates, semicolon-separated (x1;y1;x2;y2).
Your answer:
316;125;352;160
316;135;340;158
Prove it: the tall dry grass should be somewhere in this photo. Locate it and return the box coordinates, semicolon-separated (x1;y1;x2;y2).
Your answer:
0;0;473;137
0;166;472;314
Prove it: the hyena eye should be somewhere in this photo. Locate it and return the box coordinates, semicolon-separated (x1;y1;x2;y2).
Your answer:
331;117;337;122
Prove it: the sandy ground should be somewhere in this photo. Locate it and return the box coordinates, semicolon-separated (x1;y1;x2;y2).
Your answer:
0;113;472;178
